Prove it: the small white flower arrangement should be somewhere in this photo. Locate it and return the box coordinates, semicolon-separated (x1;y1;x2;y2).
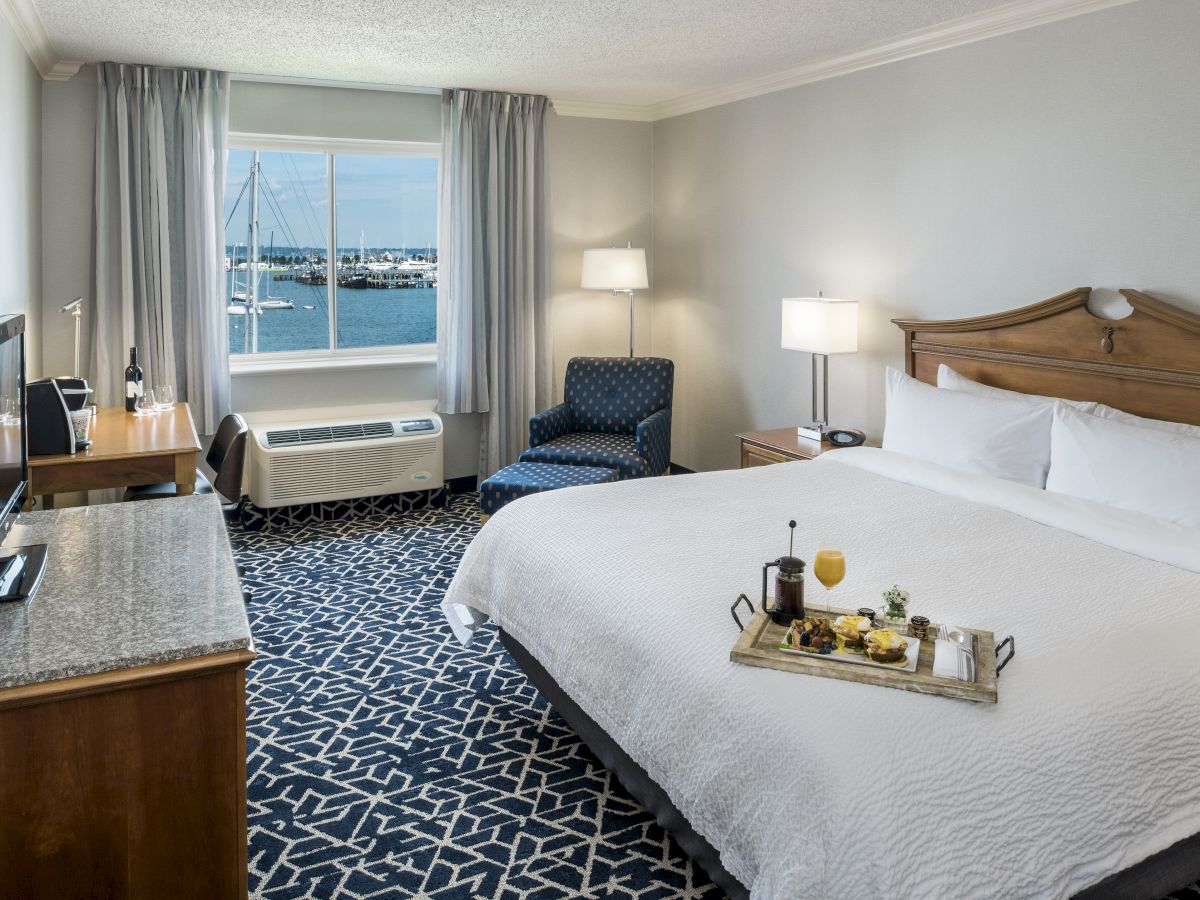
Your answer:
881;585;910;625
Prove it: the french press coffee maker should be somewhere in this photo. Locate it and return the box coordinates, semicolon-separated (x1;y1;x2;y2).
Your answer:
761;520;806;626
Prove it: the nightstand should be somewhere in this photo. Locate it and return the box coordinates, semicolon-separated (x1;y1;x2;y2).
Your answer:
737;427;828;467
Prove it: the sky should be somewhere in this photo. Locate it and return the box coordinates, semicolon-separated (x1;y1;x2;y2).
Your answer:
223;149;438;252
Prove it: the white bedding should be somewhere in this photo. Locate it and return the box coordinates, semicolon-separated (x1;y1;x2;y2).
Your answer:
443;449;1200;899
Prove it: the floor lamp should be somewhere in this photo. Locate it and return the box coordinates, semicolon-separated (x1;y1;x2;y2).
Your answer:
781;295;859;441
581;245;649;357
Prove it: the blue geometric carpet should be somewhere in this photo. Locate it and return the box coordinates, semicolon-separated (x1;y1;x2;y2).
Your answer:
230;494;722;899
230;495;1200;900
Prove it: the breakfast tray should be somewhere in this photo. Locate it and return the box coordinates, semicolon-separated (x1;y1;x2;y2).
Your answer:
729;599;1008;703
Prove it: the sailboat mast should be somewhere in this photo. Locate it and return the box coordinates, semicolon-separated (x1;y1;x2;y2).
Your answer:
248;151;261;353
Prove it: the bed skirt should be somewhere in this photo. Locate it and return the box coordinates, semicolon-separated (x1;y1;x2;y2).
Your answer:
498;629;1200;900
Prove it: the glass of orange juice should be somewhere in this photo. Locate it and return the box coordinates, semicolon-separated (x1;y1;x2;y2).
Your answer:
813;544;846;592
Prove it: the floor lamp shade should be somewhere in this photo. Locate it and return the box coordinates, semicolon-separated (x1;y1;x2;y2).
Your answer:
781;297;859;354
582;247;649;357
581;248;649;291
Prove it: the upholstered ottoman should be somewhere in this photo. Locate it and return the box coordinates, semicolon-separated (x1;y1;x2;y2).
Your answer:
479;462;619;520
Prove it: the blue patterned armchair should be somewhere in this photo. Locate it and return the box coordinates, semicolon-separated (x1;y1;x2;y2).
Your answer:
519;357;674;479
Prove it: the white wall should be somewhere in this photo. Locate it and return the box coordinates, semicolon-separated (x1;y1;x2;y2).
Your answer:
1;16;42;376
651;0;1200;472
39;75;655;478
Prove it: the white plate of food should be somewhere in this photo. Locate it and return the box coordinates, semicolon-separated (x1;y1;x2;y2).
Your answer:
779;614;921;673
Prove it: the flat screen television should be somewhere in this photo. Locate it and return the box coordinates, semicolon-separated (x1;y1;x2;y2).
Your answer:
0;314;47;602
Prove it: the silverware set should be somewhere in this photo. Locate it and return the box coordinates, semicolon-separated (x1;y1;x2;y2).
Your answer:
939;622;976;682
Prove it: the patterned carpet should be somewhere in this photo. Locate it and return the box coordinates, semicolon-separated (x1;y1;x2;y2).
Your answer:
231;494;720;899
231;494;1200;900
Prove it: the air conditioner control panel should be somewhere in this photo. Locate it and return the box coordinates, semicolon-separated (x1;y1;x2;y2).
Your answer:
399;419;436;434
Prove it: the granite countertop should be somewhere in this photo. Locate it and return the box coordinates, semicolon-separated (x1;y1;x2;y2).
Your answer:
0;495;253;690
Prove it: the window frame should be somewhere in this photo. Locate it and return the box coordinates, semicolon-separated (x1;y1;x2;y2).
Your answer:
226;132;439;374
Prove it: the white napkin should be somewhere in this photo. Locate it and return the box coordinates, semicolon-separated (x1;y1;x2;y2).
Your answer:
933;633;975;681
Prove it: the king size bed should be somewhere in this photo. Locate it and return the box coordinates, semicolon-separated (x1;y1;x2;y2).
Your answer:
443;289;1200;899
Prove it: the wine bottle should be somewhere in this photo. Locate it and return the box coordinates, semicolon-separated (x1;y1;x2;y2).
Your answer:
124;347;143;412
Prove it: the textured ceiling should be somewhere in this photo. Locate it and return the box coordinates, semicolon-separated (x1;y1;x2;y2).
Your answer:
35;0;1023;106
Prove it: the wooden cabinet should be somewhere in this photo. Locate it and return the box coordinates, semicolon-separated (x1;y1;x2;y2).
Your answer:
0;650;254;900
738;427;827;467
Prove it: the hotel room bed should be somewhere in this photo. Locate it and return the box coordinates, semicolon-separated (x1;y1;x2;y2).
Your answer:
443;289;1200;899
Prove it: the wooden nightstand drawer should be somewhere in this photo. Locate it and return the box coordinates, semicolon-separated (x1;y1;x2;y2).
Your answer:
737;427;827;467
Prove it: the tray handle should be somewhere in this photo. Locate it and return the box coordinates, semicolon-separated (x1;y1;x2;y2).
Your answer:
731;593;755;632
995;634;1015;674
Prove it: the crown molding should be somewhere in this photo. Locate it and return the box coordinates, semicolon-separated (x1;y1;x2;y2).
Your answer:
0;0;81;79
551;0;1141;122
549;97;656;122
44;59;83;80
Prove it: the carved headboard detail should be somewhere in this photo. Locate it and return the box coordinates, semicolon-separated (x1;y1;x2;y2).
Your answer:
892;288;1200;426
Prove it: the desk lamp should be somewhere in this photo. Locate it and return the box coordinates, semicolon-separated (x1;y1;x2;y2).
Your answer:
781;295;859;442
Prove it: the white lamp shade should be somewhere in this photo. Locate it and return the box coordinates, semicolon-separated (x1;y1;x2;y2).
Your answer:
781;297;859;354
581;247;649;291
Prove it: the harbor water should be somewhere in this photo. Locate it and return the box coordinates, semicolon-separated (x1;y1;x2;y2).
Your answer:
228;279;436;354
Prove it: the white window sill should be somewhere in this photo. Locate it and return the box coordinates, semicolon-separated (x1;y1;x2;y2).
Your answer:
229;347;436;376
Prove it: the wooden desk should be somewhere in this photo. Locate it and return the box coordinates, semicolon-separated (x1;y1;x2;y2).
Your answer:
737;426;828;467
27;403;201;508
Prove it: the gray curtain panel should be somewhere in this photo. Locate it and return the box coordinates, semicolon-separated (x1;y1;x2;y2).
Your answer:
437;89;551;480
92;62;230;434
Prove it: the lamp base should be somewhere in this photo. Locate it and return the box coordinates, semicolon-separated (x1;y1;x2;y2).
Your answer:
796;423;825;443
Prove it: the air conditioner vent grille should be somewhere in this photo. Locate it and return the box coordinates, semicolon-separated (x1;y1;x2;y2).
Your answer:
266;421;395;447
265;440;437;504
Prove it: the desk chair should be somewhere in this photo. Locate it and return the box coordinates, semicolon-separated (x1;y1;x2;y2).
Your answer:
125;413;248;516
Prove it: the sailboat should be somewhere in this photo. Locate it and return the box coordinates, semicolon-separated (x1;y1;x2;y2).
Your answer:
227;158;296;347
257;232;294;308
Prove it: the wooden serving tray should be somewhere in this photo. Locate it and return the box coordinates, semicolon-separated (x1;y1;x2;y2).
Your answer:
730;604;999;703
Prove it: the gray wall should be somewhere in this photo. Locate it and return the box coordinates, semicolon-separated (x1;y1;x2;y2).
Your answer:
651;0;1200;472
41;66;94;382
1;17;42;376
39;77;654;478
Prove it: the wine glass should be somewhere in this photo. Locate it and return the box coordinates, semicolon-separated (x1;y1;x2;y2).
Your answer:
135;388;157;417
156;384;176;411
813;542;846;592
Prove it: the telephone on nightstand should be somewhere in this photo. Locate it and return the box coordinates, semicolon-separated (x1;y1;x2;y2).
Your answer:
825;428;865;447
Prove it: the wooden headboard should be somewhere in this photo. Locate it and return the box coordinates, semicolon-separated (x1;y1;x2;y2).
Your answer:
892;288;1200;426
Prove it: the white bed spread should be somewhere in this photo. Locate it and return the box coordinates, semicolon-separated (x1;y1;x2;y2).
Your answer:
442;449;1200;899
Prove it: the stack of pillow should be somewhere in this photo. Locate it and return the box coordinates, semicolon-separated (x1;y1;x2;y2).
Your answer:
882;365;1200;529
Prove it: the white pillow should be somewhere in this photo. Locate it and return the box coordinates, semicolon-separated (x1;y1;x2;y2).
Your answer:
883;367;1055;488
937;364;1098;414
1046;405;1200;528
1090;402;1200;441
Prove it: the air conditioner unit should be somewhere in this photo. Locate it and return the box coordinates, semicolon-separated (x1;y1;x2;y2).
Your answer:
247;412;444;508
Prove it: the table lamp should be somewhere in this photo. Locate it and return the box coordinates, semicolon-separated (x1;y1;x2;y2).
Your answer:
781;295;859;442
581;244;649;357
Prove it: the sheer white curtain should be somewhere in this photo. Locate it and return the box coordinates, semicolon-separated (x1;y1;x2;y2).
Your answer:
437;89;551;480
92;63;230;434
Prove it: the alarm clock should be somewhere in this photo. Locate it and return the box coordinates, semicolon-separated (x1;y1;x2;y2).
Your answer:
825;428;865;447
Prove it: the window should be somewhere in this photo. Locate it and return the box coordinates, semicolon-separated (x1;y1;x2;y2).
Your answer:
223;138;438;365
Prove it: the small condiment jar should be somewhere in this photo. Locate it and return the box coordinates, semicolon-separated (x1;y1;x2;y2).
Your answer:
909;615;930;640
857;607;876;625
